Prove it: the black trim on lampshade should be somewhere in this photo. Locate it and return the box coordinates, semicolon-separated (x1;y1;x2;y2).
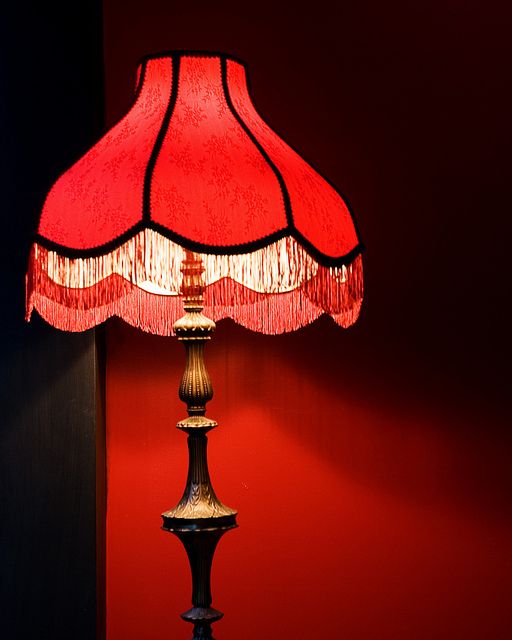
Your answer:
221;57;294;230
142;55;181;220
34;222;363;268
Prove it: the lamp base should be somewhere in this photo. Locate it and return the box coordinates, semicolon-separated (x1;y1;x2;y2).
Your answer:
181;606;224;623
190;621;216;640
164;519;237;634
162;513;237;532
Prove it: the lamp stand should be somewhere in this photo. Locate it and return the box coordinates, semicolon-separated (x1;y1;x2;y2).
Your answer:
162;251;237;634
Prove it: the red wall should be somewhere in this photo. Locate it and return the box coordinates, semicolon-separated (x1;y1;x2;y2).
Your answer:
104;2;512;638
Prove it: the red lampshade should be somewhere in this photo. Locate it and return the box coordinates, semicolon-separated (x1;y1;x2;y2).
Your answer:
26;52;364;334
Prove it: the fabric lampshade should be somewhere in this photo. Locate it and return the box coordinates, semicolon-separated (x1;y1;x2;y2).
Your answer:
26;52;364;334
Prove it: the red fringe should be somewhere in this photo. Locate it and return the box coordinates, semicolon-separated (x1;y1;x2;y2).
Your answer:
26;239;363;335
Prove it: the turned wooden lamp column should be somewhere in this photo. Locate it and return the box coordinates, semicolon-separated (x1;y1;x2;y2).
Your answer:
162;250;237;632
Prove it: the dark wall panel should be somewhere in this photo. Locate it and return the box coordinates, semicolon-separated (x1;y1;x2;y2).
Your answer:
0;3;104;638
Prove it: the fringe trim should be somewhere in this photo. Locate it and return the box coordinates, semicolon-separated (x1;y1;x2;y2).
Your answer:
33;230;352;293
26;233;363;335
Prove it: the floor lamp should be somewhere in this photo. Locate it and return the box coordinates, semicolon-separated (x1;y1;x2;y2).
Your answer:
26;51;364;637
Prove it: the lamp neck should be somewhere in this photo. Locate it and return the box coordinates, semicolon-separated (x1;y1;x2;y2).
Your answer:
180;250;205;313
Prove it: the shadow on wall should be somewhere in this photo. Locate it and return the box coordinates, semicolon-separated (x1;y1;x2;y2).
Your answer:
210;317;512;528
